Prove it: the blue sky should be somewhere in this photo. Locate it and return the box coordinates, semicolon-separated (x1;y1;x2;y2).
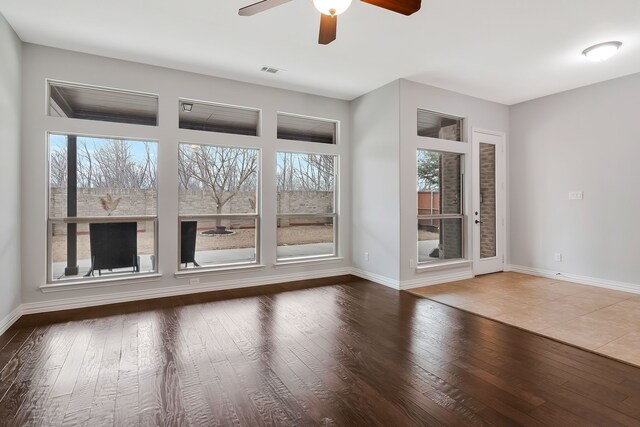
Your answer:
49;134;156;161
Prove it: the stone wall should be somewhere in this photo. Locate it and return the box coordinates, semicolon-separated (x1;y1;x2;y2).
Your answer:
50;187;157;218
50;188;157;235
51;187;333;234
479;143;497;258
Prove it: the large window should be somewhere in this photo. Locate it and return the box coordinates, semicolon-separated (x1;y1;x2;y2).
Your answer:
48;134;158;282
276;152;337;261
178;144;259;269
417;150;464;264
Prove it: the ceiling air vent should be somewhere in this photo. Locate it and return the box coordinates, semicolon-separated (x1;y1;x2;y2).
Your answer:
260;66;281;74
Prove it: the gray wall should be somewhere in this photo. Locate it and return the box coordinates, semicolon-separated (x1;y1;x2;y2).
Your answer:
509;72;640;288
350;81;401;281
21;43;351;305
399;79;509;284
0;13;21;325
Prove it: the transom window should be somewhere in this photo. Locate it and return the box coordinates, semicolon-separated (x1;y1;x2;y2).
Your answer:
417;109;463;141
277;113;337;144
48;81;158;126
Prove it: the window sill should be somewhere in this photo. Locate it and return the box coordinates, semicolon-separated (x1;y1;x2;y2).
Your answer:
40;273;163;293
274;256;344;268
174;263;266;278
415;260;472;273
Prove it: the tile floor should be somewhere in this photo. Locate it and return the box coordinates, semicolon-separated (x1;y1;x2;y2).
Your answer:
408;272;640;367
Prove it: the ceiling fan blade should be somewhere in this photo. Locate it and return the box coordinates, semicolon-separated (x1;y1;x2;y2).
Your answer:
318;14;337;45
239;0;292;16
360;0;421;15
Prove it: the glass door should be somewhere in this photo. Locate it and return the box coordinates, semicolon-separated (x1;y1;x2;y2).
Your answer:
472;130;504;275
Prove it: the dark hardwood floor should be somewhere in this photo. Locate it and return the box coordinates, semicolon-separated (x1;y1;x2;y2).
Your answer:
2;275;640;426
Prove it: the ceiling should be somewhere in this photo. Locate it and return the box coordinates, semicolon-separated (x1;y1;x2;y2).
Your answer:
1;0;639;105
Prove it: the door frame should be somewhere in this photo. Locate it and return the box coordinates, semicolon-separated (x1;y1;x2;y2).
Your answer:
471;128;506;275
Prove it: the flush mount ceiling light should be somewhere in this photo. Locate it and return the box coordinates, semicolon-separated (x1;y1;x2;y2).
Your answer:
182;102;193;112
582;41;622;62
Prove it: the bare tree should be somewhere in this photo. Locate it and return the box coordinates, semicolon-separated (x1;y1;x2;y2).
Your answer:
277;153;334;192
178;145;258;223
50;138;157;190
50;145;68;187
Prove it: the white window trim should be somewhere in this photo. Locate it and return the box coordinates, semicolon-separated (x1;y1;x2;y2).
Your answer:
46;131;160;286
416;149;467;267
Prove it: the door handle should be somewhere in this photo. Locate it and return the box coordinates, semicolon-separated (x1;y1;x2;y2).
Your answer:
475;220;483;224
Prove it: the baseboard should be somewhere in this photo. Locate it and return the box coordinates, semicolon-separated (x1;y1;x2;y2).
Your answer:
7;264;477;331
506;264;640;295
21;267;353;315
0;305;23;336
350;268;400;290
401;271;474;290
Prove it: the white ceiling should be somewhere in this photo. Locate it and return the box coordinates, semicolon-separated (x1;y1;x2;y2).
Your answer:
1;0;639;105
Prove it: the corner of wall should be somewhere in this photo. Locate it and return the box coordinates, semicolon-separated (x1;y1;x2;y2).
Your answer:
0;13;23;335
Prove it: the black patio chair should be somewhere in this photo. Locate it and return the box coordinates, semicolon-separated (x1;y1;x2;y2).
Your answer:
181;221;200;268
85;222;139;277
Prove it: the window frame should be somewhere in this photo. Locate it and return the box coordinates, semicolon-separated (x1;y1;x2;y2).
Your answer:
413;106;472;271
176;142;262;272
47;79;160;126
46;132;160;284
417;108;464;142
275;149;339;263
276;112;339;145
178;98;262;137
416;148;466;266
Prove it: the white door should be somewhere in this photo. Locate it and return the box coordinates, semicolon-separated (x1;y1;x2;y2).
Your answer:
472;129;505;275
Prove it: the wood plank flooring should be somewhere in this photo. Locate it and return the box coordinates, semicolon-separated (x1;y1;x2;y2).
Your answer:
2;275;640;426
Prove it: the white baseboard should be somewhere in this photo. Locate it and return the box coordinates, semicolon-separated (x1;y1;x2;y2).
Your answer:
401;271;474;290
4;264;478;335
0;305;23;336
350;268;400;290
506;264;640;295
21;267;353;315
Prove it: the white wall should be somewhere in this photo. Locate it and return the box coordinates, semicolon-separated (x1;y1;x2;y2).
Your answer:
350;81;401;284
399;80;509;286
509;72;640;289
21;44;351;308
0;14;22;329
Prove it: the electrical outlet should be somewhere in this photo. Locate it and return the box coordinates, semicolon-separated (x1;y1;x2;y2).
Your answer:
189;277;200;285
409;258;415;268
364;252;369;261
554;253;562;262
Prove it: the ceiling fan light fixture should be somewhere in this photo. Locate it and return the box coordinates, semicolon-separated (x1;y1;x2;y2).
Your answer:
313;0;352;16
582;41;622;62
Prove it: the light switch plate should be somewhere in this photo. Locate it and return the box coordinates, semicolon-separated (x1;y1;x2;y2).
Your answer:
569;191;583;200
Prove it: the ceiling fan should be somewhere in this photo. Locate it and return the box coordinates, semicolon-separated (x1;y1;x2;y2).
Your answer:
238;0;421;45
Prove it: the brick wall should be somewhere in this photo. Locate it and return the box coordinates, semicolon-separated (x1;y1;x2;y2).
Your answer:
439;153;463;259
479;143;497;258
